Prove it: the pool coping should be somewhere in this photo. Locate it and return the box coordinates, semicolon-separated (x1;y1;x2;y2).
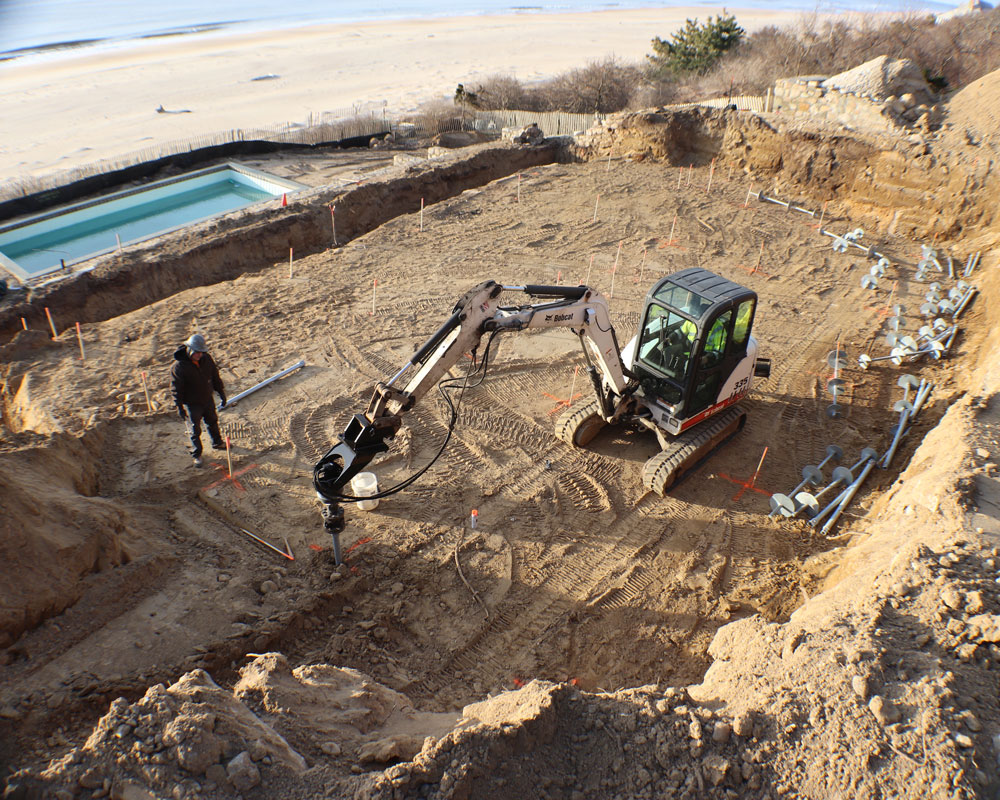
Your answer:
0;162;308;284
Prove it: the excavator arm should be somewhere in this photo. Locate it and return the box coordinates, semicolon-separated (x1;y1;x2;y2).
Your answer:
313;279;630;534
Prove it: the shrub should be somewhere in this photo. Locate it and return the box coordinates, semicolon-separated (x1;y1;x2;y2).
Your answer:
648;14;745;78
467;59;642;114
473;75;528;110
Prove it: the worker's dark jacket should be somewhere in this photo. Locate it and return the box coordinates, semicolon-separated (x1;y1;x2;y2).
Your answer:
171;347;225;409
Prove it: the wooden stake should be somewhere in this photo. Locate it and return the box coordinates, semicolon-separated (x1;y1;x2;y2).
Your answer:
44;307;57;339
75;322;85;361
289;247;293;279
330;205;338;246
744;184;754;207
238;526;295;561
140;371;152;413
420;198;424;232
706;158;716;193
585;254;594;285
753;241;765;274
668;214;677;244
592;194;599;223
226;436;233;478
749;446;769;488
20;317;27;330
686;165;692;187
638;247;647;286
556;270;562;284
606;145;613;172
610;241;622;300
371;278;377;315
817;201;827;230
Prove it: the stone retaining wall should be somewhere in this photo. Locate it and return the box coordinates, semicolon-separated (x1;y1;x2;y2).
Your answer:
773;77;900;134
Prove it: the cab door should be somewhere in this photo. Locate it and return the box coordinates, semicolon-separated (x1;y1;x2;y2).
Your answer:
685;297;756;418
686;308;733;416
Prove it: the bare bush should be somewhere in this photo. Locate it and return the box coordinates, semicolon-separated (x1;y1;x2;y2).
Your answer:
684;9;1000;98
537;58;643;113
468;58;643;114
472;75;528;110
410;99;465;135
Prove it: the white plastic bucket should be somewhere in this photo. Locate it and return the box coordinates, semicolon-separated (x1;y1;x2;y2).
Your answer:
351;471;379;511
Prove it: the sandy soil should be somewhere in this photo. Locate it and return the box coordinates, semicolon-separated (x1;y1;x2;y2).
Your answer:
2;55;1000;800
0;6;801;181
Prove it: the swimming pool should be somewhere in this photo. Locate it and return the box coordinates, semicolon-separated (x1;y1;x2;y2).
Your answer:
0;163;307;282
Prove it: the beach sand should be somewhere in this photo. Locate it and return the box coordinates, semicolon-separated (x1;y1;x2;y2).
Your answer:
0;7;803;181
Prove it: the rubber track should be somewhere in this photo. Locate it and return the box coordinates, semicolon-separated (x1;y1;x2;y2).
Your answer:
641;406;746;495
554;399;603;446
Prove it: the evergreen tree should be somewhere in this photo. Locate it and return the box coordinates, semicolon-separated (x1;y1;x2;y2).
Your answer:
648;14;745;78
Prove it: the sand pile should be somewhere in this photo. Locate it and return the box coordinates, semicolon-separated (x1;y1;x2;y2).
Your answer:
821;55;934;105
940;67;1000;155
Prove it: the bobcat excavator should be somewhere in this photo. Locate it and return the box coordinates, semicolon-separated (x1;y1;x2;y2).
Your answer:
314;268;770;536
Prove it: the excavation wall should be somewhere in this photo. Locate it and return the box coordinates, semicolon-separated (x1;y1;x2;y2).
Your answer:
575;106;1000;239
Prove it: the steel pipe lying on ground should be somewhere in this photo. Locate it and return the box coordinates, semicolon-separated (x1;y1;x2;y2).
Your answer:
218;360;306;410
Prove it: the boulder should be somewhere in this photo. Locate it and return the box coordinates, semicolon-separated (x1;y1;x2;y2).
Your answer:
936;0;992;23
226;752;261;793
822;56;934;105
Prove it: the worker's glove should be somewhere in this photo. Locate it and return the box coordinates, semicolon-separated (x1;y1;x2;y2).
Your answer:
177;407;187;420
218;395;227;410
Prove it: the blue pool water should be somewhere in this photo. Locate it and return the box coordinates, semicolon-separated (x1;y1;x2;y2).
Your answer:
0;164;304;281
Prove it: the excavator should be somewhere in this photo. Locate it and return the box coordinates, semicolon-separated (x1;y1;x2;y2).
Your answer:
313;268;770;536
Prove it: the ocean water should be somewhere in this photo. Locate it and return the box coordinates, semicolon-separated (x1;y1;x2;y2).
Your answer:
0;0;960;59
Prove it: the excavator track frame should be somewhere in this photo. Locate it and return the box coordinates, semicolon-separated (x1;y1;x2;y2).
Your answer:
641;405;747;495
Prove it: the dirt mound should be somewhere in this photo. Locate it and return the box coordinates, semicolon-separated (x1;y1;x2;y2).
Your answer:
25;667;307;798
822;55;933;104
0;428;138;645
941;67;1000;155
233;653;459;765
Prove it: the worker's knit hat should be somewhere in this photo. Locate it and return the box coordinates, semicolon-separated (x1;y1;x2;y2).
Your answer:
184;334;208;352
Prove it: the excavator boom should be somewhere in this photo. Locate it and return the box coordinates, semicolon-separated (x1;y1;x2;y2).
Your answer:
313;280;631;534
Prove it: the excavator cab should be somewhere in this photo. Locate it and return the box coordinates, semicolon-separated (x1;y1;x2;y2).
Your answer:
630;268;760;430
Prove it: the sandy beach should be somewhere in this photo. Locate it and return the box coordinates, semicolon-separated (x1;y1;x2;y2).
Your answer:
0;6;804;182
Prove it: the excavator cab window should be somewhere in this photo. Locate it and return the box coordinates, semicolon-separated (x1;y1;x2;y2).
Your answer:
652;284;714;319
700;310;732;368
637;303;694;386
733;298;755;347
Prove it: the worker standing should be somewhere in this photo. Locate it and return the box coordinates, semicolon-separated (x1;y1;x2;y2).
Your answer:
171;334;227;466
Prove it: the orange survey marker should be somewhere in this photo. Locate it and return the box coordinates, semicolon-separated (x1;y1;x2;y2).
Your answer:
716;447;773;502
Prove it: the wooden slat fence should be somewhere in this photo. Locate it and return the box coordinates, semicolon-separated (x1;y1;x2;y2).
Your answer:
698;94;771;113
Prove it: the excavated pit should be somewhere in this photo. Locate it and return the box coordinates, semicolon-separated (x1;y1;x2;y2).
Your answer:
1;102;998;797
